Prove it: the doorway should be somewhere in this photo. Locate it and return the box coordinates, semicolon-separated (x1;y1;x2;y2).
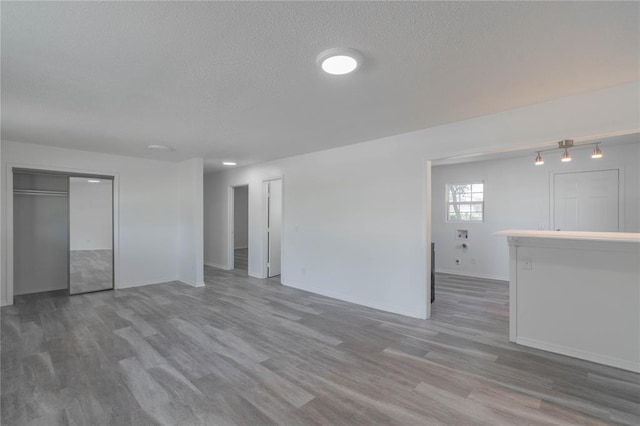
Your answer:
264;179;282;279
230;185;249;273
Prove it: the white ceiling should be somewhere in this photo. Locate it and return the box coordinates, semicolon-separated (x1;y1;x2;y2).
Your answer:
2;2;638;172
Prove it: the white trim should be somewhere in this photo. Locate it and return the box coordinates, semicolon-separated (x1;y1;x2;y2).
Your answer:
502;234;639;252
5;162;120;306
282;279;424;320
226;186;235;271
435;269;509;282
516;337;639;373
262;176;283;280
421;160;431;320
204;261;231;270
118;280;170;289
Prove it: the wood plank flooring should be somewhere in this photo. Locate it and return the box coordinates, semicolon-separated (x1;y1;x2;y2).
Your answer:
233;249;248;273
2;269;639;425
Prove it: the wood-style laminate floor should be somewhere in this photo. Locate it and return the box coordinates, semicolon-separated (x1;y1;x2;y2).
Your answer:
233;249;248;273
1;269;639;425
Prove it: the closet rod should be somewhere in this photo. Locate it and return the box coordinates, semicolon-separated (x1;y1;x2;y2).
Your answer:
14;190;68;196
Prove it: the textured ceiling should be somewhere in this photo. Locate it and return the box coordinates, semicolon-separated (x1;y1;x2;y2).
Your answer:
2;2;638;172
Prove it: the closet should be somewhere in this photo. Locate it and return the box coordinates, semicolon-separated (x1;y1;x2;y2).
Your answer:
13;169;114;296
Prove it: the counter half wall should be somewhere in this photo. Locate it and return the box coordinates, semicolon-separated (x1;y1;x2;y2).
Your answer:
496;230;640;373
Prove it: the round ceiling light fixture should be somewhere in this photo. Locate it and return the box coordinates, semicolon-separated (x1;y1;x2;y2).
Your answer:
147;144;173;151
222;162;237;166
317;48;362;75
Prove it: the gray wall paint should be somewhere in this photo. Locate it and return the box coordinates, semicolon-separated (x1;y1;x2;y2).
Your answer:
431;140;640;280
234;186;248;249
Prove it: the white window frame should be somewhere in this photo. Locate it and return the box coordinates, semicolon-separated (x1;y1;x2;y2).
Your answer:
445;181;484;223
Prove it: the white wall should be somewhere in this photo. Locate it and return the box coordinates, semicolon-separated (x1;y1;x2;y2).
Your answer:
1;141;204;305
177;158;205;287
69;178;113;251
204;82;640;319
431;140;640;280
234;185;249;249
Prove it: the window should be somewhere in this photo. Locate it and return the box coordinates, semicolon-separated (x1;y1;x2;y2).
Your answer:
446;182;484;222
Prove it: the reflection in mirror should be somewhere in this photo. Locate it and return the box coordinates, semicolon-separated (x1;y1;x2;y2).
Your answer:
69;177;113;294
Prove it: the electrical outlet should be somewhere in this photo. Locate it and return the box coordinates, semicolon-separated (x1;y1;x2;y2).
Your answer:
455;259;461;265
522;258;532;270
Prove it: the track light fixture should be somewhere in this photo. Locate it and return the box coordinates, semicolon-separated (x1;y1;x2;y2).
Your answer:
591;143;603;159
534;152;544;165
533;139;603;166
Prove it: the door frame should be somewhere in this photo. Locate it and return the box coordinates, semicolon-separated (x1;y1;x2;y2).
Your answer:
226;184;249;271
549;168;624;231
262;176;284;279
4;162;120;306
423;161;432;320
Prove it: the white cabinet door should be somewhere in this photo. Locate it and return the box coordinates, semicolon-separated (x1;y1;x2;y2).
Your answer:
553;169;619;231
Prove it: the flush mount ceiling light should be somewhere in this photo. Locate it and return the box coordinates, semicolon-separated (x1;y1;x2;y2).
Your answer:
87;179;101;183
533;139;603;166
222;162;236;166
147;144;173;151
317;48;362;75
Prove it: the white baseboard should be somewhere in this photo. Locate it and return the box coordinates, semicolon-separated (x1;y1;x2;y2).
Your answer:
180;280;205;288
436;269;508;282
204;261;230;270
248;270;265;279
281;279;425;319
516;336;639;373
118;279;176;289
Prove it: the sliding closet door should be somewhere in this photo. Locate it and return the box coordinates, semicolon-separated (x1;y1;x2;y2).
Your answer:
13;172;69;295
69;177;114;294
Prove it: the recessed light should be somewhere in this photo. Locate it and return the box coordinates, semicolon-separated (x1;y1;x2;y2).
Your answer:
147;144;173;151
317;48;362;75
87;179;101;183
222;162;237;166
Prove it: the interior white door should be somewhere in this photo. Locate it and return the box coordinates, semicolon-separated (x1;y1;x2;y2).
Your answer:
553;169;619;231
267;179;282;277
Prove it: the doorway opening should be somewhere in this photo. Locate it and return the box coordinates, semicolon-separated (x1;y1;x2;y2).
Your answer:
264;178;282;281
229;185;249;274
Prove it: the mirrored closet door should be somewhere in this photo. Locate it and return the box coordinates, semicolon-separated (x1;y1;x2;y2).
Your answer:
69;176;114;295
